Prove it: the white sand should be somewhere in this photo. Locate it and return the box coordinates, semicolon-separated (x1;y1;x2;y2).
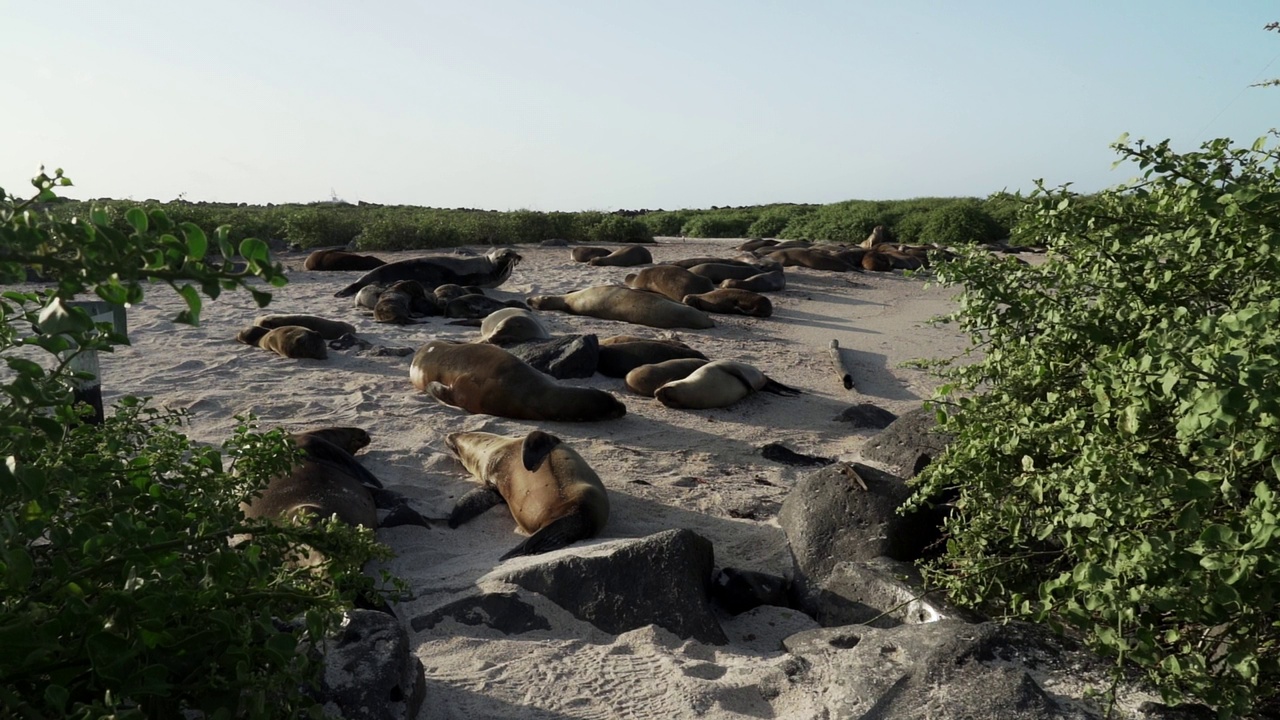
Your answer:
100;238;974;719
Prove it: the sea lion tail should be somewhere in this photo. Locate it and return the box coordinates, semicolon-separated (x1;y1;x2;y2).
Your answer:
499;510;593;560
334;282;361;298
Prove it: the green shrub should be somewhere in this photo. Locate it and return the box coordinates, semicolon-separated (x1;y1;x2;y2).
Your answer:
746;204;815;238
584;214;653;244
681;212;755;238
0;170;383;718
919;198;1004;244
912;134;1280;715
638;211;692;237
780;200;884;243
282;207;364;248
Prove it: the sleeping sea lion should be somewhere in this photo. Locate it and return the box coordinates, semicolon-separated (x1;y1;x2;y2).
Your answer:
682;288;773;318
353;284;386;310
735;238;779;252
334;248;522;298
597;335;708;377
624;357;709;396
409;340;626;422
434;284;488;303
686;262;768;284
254;314;356;340
861;251;894;272
654;359;801;409
303;248;387;271
664;257;761;270
236;325;328;360
587;244;653;267
571;246;612;263
528;286;714;330
374;280;436;324
764;248;857;272
445;429;609;560
444;294;528;320
478;307;551;345
720;270;786;292
625;265;715;302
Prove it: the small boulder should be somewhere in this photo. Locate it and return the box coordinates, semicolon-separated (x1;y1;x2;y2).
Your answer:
832;402;897;429
313;610;426;720
860;406;954;477
505;334;600;379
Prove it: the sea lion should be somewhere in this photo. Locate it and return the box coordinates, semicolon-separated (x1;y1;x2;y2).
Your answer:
685;262;767;284
353;284;386;310
434;284;488;303
861;251;894;272
682;288;773;318
654;359;801;409
665;257;761;270
587;244;653;267
571;246;612;263
624;265;715;302
720;270;786;292
410;340;626;422
444;294;527;320
735;238;779;252
624;357;709;396
528;286;714;330
769;239;813;250
597;335;708;377
303;248;387;272
444;430;609;560
861;225;894;249
242;427;430;531
374;280;436;324
764;248;856;272
254;314;356;340
477;307;551;345
236;325;328;360
334;248;522;298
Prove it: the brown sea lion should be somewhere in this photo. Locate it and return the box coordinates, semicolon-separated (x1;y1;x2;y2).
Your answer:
682;288;773;318
735;238;779;252
477;307;551;345
445;430;609;560
654;360;801;409
625;265;715;302
764;248;857;272
528;286;714;330
587;244;653;267
303;248;387;272
410;340;626;422
335;248;522;298
768;239;812;250
242;427;430;531
665;257;761;270
236;325;328;360
861;251;893;272
720;270;786;292
624;358;709;396
861;225;894;249
597;335;708;377
434;284;488;303
374;280;436;324
444;294;528;320
353;284;386;310
571;246;612;263
254;314;356;340
686;262;766;284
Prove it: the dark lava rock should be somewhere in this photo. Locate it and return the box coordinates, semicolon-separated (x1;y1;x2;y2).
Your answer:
860;406;953;478
506;334;600;379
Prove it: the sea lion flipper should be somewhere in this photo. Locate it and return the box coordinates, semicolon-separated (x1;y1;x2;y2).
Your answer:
521;430;562;472
379;502;436;529
425;381;460;409
299;436;385;489
760;377;802;396
448;487;506;528
498;511;593;560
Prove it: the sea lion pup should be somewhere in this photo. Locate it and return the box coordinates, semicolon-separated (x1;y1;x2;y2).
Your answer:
685;262;768;284
254;313;356;340
374;280;436;324
477;307;551;345
444;294;528;320
682;288;773;318
334;247;522;298
353;284;386;310
410;340;626;422
242;427;431;531
571;246;612;263
445;430;609;560
587;244;654;267
528;286;715;330
624;265;714;302
736;238;779;252
596;335;708;377
720;270;786;292
764;248;857;272
434;283;487;303
624;357;709;396
236;325;328;360
861;250;894;272
654;359;802;410
303;248;387;271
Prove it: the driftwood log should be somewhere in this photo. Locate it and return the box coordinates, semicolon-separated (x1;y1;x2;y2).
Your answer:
828;339;855;391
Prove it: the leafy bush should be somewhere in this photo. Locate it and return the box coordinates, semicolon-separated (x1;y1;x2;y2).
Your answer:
283;207;364;248
918;198;1004;244
584;214;653;244
912;134;1280;715
780;200;885;243
0;170;383;718
680;212;755;238
637;211;692;237
746;204;816;238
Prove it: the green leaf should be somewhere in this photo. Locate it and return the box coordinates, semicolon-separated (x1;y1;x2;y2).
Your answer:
181;222;208;260
239;237;269;265
125;207;149;233
175;284;202;325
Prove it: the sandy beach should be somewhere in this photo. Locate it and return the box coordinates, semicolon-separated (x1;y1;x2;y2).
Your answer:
98;237;975;719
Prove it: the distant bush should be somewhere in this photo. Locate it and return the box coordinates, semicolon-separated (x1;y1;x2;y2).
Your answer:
681;212;755;238
780;200;885;243
585;214;653;244
919;199;1005;244
747;204;816;238
283;207;364;248
638;211;693;237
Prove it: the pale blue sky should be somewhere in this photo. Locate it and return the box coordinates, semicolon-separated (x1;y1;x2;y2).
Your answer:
4;2;1277;210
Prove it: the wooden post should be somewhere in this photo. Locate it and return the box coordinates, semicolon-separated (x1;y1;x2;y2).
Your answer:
828;339;856;392
64;301;128;424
